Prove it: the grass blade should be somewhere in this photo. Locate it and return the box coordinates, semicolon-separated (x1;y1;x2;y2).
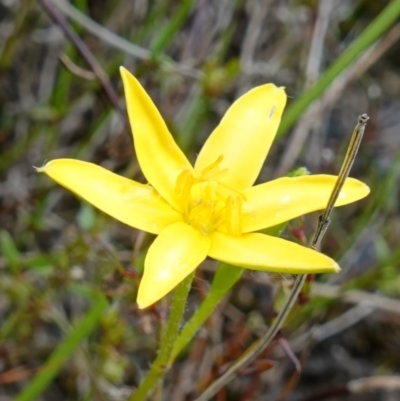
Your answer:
278;0;400;137
14;290;108;401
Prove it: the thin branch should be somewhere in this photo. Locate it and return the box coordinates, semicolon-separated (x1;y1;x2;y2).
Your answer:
297;375;400;401
47;0;202;79
38;0;128;128
349;375;400;393
311;114;369;250
304;0;334;88
59;53;96;80
287;303;374;354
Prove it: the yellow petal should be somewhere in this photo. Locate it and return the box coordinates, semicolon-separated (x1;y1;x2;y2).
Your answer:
37;159;182;234
209;231;340;274
242;175;370;233
194;84;286;190
120;67;193;211
137;222;210;308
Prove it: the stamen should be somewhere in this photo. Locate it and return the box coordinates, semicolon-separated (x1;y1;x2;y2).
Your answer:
200;155;228;180
175;169;194;201
176;166;243;235
201;155;223;175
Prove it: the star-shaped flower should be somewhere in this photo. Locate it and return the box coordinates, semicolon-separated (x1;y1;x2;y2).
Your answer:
37;67;369;308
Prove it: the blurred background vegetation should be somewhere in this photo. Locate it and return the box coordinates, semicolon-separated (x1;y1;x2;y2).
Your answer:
1;0;400;400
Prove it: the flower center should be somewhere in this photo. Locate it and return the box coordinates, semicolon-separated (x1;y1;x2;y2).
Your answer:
175;158;243;235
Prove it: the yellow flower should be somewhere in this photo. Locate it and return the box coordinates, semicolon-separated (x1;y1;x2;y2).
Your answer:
37;67;369;309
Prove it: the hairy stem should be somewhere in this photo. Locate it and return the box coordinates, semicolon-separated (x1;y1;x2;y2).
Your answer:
129;272;194;401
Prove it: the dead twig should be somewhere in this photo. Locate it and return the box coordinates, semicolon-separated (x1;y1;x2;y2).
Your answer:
59;53;96;80
47;0;202;79
298;375;400;401
38;0;128;128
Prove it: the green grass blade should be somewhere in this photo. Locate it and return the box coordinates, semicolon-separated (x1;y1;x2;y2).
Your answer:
278;0;400;137
0;230;21;274
150;0;196;56
15;290;108;401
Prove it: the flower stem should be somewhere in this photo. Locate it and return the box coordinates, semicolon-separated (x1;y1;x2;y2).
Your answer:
129;272;195;401
194;114;369;401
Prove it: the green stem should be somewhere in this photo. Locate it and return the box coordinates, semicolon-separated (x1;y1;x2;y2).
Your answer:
170;263;243;363
129;272;195;401
150;0;196;56
277;0;400;137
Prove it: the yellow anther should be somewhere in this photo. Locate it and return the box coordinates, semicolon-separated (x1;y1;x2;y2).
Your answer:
200;155;228;180
175;169;194;201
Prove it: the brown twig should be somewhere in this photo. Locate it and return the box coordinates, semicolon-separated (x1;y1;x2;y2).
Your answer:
298;375;400;401
47;0;202;79
59;53;96;80
38;0;129;129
